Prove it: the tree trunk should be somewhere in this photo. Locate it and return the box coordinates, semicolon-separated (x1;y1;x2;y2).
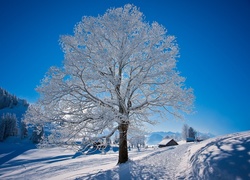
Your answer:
117;122;129;164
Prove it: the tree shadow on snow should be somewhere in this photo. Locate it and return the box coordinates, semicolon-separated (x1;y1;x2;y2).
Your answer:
190;135;250;180
0;143;36;166
0;142;74;174
74;146;178;180
75;159;167;180
1;153;73;169
72;145;114;159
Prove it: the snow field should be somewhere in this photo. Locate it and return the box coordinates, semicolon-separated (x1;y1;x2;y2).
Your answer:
0;143;191;180
1;131;250;179
178;131;250;179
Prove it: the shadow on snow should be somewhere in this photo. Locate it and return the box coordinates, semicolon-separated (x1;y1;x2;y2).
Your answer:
75;160;167;180
0;143;36;166
190;134;250;180
75;146;177;180
72;145;118;159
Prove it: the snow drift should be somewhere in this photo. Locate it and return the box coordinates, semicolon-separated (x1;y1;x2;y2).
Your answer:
178;131;250;179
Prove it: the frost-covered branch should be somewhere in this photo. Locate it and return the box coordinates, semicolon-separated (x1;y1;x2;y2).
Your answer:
24;4;194;164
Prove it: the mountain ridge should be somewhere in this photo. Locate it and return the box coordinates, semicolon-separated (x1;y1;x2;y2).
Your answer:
147;131;215;145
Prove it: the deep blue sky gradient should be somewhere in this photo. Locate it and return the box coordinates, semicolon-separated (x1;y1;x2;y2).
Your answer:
1;0;250;135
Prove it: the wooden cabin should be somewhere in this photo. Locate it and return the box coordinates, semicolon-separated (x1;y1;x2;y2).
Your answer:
158;138;178;148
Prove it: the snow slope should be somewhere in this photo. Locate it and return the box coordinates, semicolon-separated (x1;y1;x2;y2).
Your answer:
0;98;28;130
178;131;250;179
0;131;249;179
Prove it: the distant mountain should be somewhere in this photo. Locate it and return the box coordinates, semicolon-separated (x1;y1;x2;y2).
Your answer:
147;131;182;145
147;133;164;145
147;131;215;145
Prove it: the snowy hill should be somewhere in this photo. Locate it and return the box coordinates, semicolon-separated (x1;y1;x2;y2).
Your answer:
0;130;249;179
0;88;29;130
0;99;28;120
178;131;250;179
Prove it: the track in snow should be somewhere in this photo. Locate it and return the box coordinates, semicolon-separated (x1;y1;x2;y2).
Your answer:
80;143;193;180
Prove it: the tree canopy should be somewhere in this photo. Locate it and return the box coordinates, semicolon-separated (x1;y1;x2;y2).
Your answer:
25;4;194;164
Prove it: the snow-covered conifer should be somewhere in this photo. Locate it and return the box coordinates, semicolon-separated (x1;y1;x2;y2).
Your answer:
0;118;5;141
0;113;18;141
0;88;19;109
20;121;28;139
188;127;197;139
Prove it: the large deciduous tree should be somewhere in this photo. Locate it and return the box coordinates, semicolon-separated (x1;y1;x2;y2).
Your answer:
25;4;194;164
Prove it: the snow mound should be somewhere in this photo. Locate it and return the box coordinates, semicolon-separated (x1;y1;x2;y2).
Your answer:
178;131;250;179
177;140;186;145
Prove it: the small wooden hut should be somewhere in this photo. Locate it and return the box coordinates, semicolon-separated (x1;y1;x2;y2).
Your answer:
158;138;178;148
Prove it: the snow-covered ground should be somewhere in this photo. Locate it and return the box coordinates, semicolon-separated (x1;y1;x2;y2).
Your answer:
0;131;249;179
178;130;250;180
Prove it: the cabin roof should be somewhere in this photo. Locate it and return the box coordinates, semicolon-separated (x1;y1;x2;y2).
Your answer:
158;138;175;145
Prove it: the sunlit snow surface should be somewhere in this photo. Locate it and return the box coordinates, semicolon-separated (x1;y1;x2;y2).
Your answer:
0;131;249;179
178;131;250;180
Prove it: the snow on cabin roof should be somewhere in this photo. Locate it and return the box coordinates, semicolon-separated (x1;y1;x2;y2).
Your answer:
158;138;174;145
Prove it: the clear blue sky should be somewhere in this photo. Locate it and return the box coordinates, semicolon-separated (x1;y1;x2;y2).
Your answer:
1;0;250;135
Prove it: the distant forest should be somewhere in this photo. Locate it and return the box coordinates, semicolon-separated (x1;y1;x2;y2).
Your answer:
0;87;29;141
0;88;28;109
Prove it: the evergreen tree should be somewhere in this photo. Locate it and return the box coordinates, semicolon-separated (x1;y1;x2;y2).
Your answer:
188;127;197;139
0;119;5;141
0;88;18;109
0;113;18;141
20;121;28;139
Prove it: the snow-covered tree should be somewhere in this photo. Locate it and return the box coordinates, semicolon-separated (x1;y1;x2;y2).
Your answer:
0;88;18;109
182;124;189;140
20;121;28;139
0;113;18;141
188;127;197;139
113;132;119;144
182;124;197;140
24;4;194;164
129;135;146;149
0;118;5;141
31;125;44;144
